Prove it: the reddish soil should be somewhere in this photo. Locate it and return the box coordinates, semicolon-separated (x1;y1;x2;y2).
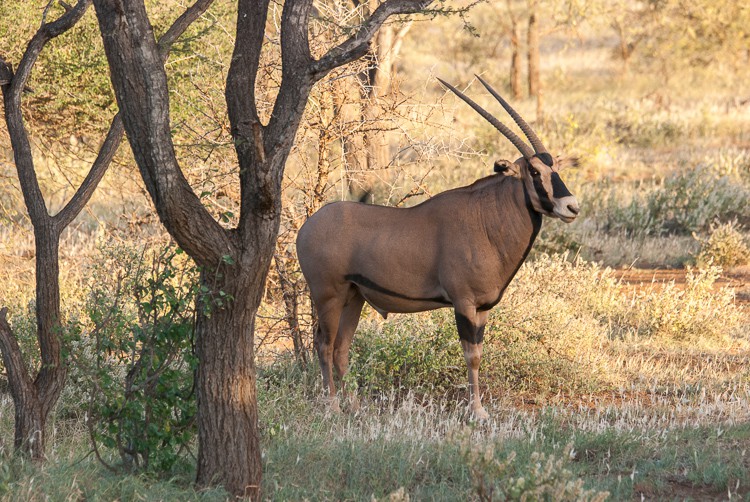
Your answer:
613;267;750;305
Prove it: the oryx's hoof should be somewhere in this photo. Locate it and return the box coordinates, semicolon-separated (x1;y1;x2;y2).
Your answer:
319;395;341;414
345;395;361;413
469;405;490;422
329;398;342;414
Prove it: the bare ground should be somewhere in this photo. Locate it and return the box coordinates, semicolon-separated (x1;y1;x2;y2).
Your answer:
614;267;750;305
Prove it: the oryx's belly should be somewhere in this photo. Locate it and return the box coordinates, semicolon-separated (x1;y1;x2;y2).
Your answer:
361;291;451;316
345;273;451;316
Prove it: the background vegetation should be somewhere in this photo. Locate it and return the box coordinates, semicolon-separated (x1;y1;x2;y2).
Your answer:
1;0;749;499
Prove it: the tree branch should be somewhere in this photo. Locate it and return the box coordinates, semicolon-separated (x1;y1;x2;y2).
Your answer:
94;0;235;268
157;0;216;63
56;0;217;229
264;0;315;171
0;309;35;408
54;115;124;228
311;0;433;80
1;0;91;231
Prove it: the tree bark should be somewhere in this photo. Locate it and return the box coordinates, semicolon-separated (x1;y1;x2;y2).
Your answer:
195;271;263;498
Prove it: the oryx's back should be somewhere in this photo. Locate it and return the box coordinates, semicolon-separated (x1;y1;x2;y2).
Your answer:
296;200;448;312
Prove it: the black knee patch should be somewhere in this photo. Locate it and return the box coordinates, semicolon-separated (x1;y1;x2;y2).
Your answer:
455;313;485;344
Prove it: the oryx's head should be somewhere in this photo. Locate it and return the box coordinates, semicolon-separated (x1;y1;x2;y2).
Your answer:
438;76;580;223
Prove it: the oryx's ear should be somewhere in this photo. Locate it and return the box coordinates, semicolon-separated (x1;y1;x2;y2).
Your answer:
553;155;580;172
494;159;521;177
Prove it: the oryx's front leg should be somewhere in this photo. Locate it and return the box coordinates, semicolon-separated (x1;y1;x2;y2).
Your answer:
454;306;490;421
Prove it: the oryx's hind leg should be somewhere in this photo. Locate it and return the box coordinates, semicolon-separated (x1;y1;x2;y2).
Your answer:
333;290;365;410
454;305;490;421
313;293;347;412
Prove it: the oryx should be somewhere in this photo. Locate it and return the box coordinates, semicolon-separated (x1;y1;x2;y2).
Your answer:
296;76;579;419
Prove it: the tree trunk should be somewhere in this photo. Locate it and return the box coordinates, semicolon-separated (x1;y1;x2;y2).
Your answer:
93;0;435;497
0;231;65;460
25;230;64;457
527;10;540;98
15;400;45;458
362;24;395;172
195;268;264;498
33;227;65;418
510;18;522;100
612;19;638;76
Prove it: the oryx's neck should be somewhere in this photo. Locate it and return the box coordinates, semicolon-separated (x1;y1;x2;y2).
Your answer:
479;176;542;275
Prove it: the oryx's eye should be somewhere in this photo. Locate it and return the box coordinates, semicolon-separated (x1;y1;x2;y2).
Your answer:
529;166;540;177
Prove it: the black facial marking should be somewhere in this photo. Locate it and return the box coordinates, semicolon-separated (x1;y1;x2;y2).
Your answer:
535;152;554;167
345;274;451;305
532;176;555;212
455;313;485;344
550;172;572;199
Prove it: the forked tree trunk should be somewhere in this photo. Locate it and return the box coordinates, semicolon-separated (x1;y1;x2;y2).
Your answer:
0;0;210;462
0;305;47;460
0;0;115;460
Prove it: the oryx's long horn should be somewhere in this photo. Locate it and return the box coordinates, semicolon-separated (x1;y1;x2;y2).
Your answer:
475;74;548;155
438;77;534;159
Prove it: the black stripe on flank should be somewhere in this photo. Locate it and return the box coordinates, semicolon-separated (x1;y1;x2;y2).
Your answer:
550;172;572;199
345;274;451;305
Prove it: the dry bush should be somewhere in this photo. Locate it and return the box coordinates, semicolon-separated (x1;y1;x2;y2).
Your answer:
612;265;743;343
694;220;750;269
460;438;609;502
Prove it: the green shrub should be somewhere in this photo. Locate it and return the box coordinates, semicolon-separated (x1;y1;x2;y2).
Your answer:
485;254;619;394
348;310;464;397
647;164;749;234
584;162;750;236
612;265;743;342
694;220;750;268
71;244;198;473
604;101;686;148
